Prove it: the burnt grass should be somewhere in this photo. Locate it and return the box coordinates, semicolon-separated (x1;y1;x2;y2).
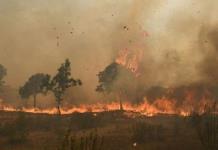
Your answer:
0;110;206;150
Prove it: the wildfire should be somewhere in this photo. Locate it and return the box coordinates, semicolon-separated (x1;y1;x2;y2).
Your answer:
115;48;143;76
0;97;216;117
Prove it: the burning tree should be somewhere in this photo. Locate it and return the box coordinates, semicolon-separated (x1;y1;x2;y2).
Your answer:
19;73;49;109
0;64;7;87
96;62;137;110
41;59;82;114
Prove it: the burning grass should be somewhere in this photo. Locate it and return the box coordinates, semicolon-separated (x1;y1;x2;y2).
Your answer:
0;97;217;117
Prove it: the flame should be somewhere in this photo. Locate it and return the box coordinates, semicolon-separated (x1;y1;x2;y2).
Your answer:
0;97;216;117
115;48;143;76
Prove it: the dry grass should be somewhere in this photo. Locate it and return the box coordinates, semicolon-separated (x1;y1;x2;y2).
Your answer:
0;111;210;150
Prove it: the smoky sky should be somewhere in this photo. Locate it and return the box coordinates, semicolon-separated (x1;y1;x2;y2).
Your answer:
0;0;218;102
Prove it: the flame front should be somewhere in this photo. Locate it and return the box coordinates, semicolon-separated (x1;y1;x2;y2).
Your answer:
0;96;216;117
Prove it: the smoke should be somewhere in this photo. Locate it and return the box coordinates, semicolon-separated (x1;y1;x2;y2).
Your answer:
136;0;218;88
198;25;218;84
0;0;218;105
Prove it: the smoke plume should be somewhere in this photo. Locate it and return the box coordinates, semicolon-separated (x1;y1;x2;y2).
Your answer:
0;0;218;105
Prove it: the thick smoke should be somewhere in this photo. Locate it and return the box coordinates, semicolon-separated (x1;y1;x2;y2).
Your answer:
0;0;218;105
198;25;218;84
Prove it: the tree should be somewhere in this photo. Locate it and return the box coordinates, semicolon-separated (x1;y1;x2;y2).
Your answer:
19;73;49;109
41;59;82;114
0;64;7;86
96;63;119;93
96;62;136;110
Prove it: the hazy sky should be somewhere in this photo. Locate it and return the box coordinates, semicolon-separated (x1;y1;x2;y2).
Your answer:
0;0;218;99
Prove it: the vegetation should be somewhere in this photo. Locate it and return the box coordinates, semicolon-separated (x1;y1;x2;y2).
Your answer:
41;59;82;114
59;129;104;150
190;102;218;150
96;63;119;93
131;121;164;144
0;112;28;144
0;111;211;150
96;62;136;110
0;64;7;87
19;73;49;108
0;59;218;150
71;113;102;130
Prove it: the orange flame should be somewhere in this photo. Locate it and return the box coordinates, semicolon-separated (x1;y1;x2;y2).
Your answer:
1;97;216;117
115;48;143;76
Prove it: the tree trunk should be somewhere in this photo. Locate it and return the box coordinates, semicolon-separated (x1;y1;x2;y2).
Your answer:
33;94;36;110
57;100;61;115
118;90;123;111
120;99;123;111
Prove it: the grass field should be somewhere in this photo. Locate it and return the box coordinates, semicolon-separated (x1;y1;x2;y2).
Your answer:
0;110;211;150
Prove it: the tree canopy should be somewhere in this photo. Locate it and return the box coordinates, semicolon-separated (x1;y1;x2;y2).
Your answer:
96;62;138;110
19;73;49;108
41;59;82;114
96;62;136;94
96;62;119;93
0;64;7;86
